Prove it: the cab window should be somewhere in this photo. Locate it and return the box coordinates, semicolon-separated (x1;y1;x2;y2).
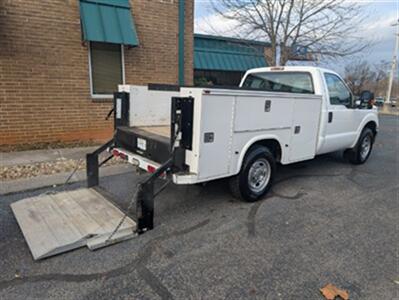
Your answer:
324;73;352;106
242;72;314;94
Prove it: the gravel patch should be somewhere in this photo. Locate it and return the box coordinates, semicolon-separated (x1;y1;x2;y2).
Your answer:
0;158;126;181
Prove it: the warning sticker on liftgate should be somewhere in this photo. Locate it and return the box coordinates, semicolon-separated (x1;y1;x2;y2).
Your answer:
137;138;147;151
116;98;122;119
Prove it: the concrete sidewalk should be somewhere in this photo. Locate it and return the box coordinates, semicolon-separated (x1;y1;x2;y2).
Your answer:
378;104;398;116
0;146;133;195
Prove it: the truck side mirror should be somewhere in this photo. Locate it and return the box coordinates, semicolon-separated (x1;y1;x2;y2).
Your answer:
359;90;375;108
359;90;374;102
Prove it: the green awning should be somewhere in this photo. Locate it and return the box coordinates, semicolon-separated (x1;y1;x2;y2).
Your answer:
79;0;139;46
194;34;268;72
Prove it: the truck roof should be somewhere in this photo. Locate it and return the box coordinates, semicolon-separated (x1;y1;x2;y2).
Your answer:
246;66;339;76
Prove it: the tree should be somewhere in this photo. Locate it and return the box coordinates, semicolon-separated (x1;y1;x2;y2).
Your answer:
344;60;390;96
210;0;369;66
372;61;390;96
344;60;374;96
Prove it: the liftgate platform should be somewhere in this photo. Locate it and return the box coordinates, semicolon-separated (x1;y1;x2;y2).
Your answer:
11;137;168;260
11;188;137;260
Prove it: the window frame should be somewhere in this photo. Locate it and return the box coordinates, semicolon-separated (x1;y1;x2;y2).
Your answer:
88;42;126;100
324;72;354;107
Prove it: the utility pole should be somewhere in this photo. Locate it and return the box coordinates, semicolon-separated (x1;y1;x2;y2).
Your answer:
386;19;399;105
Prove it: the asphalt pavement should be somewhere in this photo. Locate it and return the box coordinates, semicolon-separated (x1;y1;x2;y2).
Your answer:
0;115;398;299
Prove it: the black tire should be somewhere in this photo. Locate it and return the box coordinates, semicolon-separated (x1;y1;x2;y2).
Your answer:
229;145;276;202
345;128;374;165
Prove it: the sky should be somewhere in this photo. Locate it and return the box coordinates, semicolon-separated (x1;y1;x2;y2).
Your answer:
194;0;399;74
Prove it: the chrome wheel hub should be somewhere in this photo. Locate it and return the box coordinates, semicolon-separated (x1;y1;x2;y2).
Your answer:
248;158;271;193
360;135;371;161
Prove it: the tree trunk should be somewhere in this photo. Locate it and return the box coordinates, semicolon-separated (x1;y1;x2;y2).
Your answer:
280;46;289;66
264;45;276;66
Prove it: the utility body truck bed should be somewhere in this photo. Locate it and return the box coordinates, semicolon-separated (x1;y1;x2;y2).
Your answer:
113;84;324;183
136;126;171;138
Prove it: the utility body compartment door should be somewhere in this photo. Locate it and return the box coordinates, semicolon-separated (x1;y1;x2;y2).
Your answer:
234;93;322;164
288;98;322;162
234;97;293;131
197;94;235;179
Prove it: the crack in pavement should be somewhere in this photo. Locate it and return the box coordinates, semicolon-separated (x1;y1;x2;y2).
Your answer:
246;190;306;238
0;219;210;299
136;264;174;300
271;190;307;200
246;173;345;237
246;170;399;238
274;172;345;185
247;201;263;238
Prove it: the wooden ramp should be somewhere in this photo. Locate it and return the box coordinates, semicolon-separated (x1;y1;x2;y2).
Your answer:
11;188;136;260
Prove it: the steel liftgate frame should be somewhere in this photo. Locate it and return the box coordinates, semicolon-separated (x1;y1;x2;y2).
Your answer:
86;92;194;234
86;139;170;234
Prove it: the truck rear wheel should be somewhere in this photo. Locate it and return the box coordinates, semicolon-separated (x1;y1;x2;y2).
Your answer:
229;146;276;202
346;128;374;165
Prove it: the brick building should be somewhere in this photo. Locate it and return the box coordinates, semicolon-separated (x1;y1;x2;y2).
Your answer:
0;0;193;148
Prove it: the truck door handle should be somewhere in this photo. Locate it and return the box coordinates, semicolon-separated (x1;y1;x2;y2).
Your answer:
328;112;333;123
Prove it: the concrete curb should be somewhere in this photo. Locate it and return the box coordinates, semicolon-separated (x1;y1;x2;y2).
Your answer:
0;164;133;195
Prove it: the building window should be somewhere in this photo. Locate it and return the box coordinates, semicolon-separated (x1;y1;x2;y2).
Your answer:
194;70;245;87
89;42;124;98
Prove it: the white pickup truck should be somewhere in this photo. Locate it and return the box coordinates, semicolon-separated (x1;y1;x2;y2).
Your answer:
10;66;380;258
87;66;378;232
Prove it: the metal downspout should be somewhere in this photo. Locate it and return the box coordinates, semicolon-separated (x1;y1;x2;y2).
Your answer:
178;0;185;85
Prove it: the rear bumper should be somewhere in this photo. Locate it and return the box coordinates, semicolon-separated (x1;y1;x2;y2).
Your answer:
111;147;161;172
111;147;202;184
115;126;171;164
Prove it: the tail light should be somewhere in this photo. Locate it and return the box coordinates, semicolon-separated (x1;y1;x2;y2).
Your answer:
147;165;165;177
112;149;127;160
112;149;120;157
147;165;156;173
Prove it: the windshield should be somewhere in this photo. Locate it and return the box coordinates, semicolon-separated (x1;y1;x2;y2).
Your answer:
242;72;314;94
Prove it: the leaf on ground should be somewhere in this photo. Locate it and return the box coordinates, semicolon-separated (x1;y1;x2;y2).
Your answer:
320;283;349;300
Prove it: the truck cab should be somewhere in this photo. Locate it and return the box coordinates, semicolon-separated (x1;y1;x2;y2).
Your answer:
240;66;378;157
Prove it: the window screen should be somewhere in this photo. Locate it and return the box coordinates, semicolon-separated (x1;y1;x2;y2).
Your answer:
324;73;352;106
242;72;314;94
90;42;123;95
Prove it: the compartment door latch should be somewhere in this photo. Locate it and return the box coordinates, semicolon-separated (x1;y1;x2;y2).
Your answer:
264;100;271;112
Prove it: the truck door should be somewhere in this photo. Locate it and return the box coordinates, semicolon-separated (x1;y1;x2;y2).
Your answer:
321;72;359;153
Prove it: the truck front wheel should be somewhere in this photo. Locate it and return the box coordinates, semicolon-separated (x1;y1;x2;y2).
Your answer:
229;146;276;202
345;128;374;165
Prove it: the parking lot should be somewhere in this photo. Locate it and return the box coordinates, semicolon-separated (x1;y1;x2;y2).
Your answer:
0;115;398;299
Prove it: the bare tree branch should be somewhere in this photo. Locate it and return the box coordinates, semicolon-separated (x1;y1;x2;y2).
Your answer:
344;60;392;96
207;0;371;65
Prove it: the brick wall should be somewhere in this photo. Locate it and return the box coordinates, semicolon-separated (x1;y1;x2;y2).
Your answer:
0;0;193;147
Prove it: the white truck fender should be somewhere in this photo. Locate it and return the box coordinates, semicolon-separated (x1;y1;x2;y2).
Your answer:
350;112;379;148
234;134;285;174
